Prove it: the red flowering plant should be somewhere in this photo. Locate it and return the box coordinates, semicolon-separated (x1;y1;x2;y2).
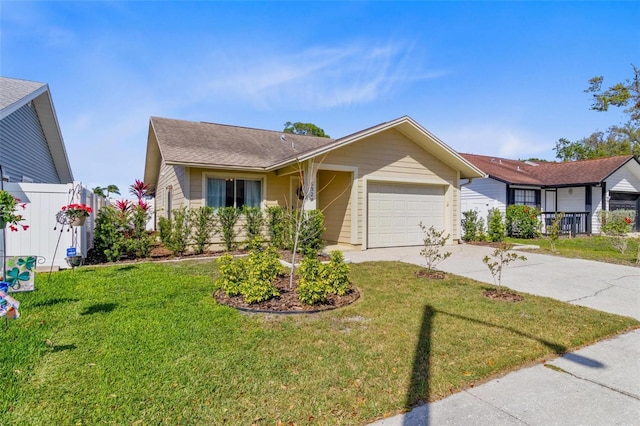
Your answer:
61;203;93;220
0;189;28;232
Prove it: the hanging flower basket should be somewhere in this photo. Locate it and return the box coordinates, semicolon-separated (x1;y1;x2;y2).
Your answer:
71;216;86;227
61;203;92;227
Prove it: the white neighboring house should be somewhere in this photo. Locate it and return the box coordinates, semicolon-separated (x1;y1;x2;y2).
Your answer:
460;154;640;235
0;76;104;270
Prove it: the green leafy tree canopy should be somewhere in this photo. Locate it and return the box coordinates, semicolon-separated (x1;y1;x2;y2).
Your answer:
283;121;330;138
554;64;639;161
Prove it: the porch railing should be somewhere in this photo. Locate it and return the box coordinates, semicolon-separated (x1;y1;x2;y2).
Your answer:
539;212;590;236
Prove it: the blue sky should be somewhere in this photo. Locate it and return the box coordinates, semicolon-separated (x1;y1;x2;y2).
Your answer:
1;1;638;197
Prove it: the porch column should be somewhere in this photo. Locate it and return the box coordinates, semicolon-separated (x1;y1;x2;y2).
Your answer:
302;160;317;211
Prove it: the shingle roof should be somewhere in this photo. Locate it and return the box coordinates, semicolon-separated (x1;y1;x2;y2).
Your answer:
151;117;337;169
0;77;47;112
460;153;635;186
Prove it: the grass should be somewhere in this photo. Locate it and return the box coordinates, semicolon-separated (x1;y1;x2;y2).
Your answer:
2;260;638;425
506;235;640;266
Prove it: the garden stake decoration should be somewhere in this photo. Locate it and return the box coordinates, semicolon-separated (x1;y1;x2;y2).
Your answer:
1;281;20;331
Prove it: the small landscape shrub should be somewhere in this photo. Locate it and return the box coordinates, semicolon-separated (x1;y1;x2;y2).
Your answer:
243;206;264;248
599;209;636;254
216;247;282;304
215;253;245;296
296;209;325;253
482;242;527;292
242;246;282;303
297;256;329;305
217;207;241;251
157;216;172;247
461;210;485;242
191;206;216;255
546;212;565;252
325;250;350;296
130;205;152;258
487;208;505;242
93;206;129;262
418;222;451;270
266;206;286;249
165;206;192;256
506;205;541;239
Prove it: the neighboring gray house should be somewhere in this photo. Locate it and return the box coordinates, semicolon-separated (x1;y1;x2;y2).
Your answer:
0;77;103;271
460;154;640;234
0;76;73;184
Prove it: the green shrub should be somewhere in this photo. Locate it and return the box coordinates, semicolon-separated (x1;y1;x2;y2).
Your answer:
506;205;541;238
215;253;245;296
217;207;241;251
418;223;451;270
242;206;264;247
165;206;192;256
92;206;129;262
461;210;486;242
242;247;282;303
216;247;282;303
599;209;636;254
266;206;286;249
547;212;565;252
157;216;172;246
599;209;636;235
296;209;325;253
130;205;152;258
297;256;329;305
325;250;350;296
191;206;216;255
487;208;505;242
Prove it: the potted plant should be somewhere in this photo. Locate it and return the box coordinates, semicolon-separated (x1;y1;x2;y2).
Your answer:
0;190;28;231
61;203;92;226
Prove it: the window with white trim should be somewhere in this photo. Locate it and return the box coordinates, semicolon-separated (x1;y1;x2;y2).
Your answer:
207;178;261;208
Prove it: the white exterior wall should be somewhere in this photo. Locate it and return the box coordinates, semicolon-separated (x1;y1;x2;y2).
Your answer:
1;182;106;270
461;177;507;224
556;187;585;212
592;186;604;234
606;162;640;193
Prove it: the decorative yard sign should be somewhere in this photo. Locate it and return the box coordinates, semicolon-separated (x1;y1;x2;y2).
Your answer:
4;256;37;292
0;281;20;320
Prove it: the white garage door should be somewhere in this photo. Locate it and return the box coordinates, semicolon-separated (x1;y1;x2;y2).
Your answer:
367;182;445;248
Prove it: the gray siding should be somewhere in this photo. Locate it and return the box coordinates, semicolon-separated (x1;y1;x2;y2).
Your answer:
0;103;61;183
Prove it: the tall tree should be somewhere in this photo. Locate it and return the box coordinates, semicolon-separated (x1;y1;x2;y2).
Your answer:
554;65;639;161
283;121;330;138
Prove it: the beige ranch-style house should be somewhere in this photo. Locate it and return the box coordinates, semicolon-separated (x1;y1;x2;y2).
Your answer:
143;116;485;249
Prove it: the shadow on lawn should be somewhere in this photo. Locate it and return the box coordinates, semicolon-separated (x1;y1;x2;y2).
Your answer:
81;303;118;315
402;306;605;425
31;297;80;308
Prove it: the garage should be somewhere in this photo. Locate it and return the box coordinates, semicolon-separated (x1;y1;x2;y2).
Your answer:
609;192;640;231
367;182;445;248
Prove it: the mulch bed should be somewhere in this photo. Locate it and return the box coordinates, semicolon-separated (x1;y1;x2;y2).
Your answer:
482;288;524;302
277;249;330;264
415;269;446;280
214;274;360;313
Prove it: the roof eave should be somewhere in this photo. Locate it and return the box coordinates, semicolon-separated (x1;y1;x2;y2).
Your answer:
269;116;487;179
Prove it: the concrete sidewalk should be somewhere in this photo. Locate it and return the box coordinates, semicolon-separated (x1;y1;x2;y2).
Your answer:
340;244;640;425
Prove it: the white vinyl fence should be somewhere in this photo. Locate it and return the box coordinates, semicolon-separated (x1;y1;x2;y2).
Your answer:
1;181;107;270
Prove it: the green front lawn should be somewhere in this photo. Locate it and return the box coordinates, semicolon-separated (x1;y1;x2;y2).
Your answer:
507;235;640;266
2;260;637;425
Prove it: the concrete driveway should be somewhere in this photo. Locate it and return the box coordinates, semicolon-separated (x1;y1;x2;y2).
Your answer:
340;244;640;426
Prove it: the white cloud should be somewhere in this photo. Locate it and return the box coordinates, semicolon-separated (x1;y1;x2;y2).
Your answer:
197;41;444;109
